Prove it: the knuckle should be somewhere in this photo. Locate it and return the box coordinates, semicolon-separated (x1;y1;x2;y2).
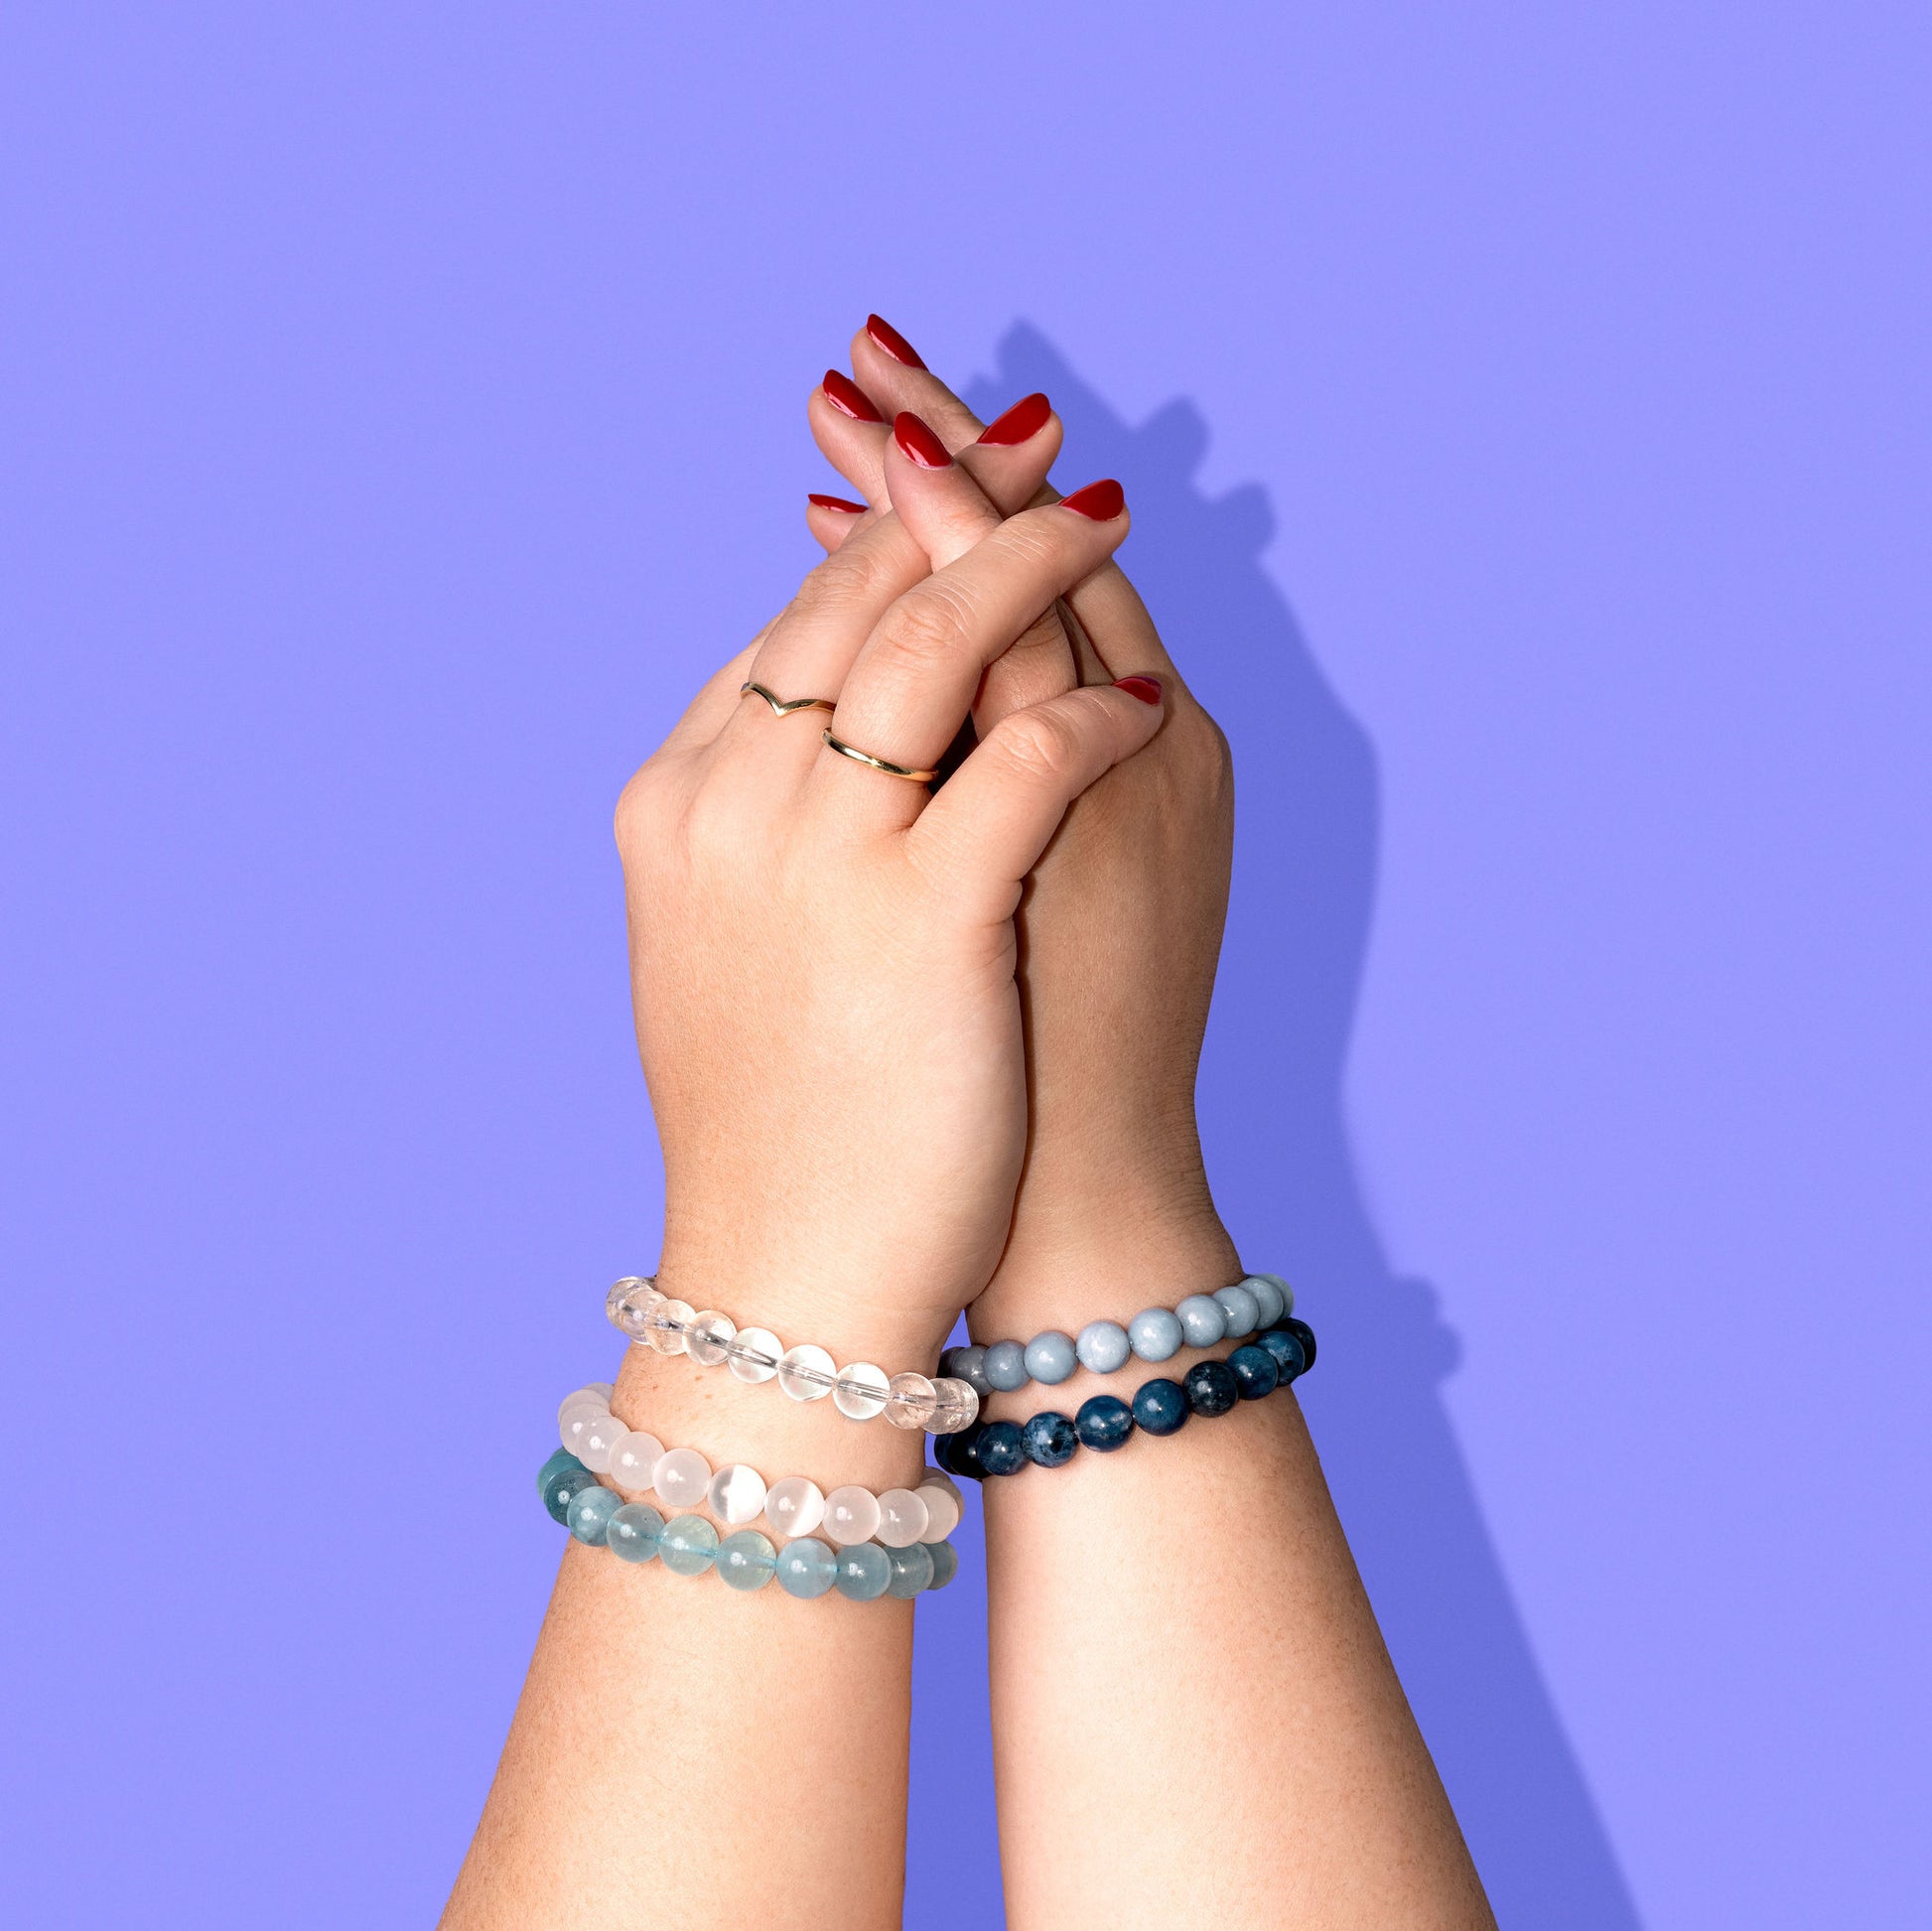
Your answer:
794;543;890;619
992;707;1083;783
880;586;970;672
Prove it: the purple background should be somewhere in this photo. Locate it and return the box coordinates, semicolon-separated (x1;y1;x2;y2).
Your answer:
5;6;1928;1925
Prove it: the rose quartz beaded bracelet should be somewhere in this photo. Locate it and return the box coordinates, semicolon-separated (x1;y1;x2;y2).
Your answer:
605;1277;980;1435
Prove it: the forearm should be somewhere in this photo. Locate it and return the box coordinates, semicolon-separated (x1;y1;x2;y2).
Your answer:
975;1228;1494;1929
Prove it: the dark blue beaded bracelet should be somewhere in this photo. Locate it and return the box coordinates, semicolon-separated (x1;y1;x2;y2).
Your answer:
1183;1357;1241;1417
1283;1315;1316;1370
1075;1394;1136;1451
1131;1377;1190;1437
976;1419;1029;1477
1023;1411;1079;1467
1255;1326;1306;1382
1227;1342;1280;1401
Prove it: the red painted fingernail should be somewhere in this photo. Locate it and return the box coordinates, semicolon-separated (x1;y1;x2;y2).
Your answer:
866;314;927;369
893;412;953;470
822;370;884;423
1114;675;1164;706
808;493;868;513
1060;479;1126;520
977;392;1052;447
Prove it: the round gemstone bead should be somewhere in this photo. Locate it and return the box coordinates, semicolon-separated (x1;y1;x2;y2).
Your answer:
566;1483;621;1545
538;1447;579;1496
777;1344;837;1402
949;1344;994;1400
646;1297;696;1355
875;1488;930;1548
976;1420;1028;1477
925;1540;959;1591
587;1381;614;1401
1128;1308;1185;1362
658;1514;720;1576
1213;1283;1261;1338
885;1371;938;1432
576;1411;629;1474
606;1501;664;1563
823;1485;883;1546
727;1327;782;1384
1257;1274;1297;1317
763;1475;826;1539
1131;1377;1190;1437
717;1530;778;1591
983;1341;1029;1392
887;1542;934;1598
920;1468;963;1509
608;1430;664;1493
1076;1320;1132;1375
1284;1316;1316;1370
1022;1331;1077;1385
606;1276;646;1323
652;1447;712;1509
557;1386;609;1429
1183;1358;1240;1417
776;1536;839;1599
1245;1276;1287;1327
1257;1327;1308;1383
539;1456;594;1524
1175;1293;1228;1348
834;1541;891;1601
558;1405;604;1459
707;1462;769;1526
936;1423;986;1481
615;1284;664;1342
1023;1411;1078;1468
1228;1342;1280;1400
915;1481;961;1541
938;1345;972;1383
684;1310;737;1367
832;1361;890;1421
1074;1395;1135;1452
927;1377;980;1434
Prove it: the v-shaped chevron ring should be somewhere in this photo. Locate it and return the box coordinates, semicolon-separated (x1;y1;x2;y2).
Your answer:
741;681;837;717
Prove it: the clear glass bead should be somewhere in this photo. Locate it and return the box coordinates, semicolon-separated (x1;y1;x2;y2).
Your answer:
874;1488;929;1548
685;1310;737;1367
651;1447;711;1508
884;1371;937;1432
617;1284;664;1342
645;1297;696;1355
777;1343;837;1402
707;1462;769;1526
716;1530;778;1592
915;1480;961;1541
606;1276;647;1324
727;1327;782;1384
608;1430;664;1492
927;1377;979;1434
822;1485;882;1546
577;1413;629;1474
764;1476;826;1539
832;1361;890;1421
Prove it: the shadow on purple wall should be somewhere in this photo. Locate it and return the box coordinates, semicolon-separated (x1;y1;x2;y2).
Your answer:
964;324;1643;1930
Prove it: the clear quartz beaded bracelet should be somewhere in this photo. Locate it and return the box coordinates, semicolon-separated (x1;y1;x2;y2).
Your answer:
605;1277;979;1435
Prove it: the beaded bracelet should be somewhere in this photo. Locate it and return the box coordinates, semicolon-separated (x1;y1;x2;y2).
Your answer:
936;1318;1316;1480
539;1449;959;1601
941;1275;1298;1397
605;1277;979;1435
556;1384;965;1544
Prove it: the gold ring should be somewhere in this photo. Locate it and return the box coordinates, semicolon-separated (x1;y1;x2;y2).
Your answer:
821;729;936;784
741;682;836;717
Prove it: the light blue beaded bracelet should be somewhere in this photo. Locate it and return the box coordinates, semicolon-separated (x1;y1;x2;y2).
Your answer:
942;1274;1297;1398
538;1449;960;1601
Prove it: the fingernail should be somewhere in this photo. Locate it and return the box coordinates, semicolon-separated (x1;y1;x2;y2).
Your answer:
977;392;1052;447
1060;479;1126;520
1114;675;1163;706
893;412;953;470
866;314;927;369
808;493;868;513
822;370;885;423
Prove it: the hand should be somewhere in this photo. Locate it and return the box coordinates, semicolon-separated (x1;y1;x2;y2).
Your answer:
616;456;1162;1365
807;321;1241;1329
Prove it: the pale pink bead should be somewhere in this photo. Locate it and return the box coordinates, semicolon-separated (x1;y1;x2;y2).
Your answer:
763;1476;825;1539
822;1485;882;1547
556;1386;608;1429
707;1463;769;1526
874;1488;929;1548
915;1481;961;1541
558;1403;605;1456
577;1411;630;1473
884;1371;937;1431
652;1447;711;1508
608;1430;664;1492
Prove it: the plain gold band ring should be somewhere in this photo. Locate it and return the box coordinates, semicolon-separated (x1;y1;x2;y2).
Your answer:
741;682;837;717
820;729;937;784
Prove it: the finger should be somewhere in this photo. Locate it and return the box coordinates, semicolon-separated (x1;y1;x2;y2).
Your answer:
851;317;986;448
905;678;1168;906
813;482;1131;816
805;491;868;555
809;371;893;508
656;636;766;758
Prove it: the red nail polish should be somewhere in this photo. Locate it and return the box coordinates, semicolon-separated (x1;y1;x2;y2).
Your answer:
1060;479;1125;521
1114;675;1163;706
977;392;1051;447
866;314;927;369
822;370;885;423
893;412;953;470
808;493;868;513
